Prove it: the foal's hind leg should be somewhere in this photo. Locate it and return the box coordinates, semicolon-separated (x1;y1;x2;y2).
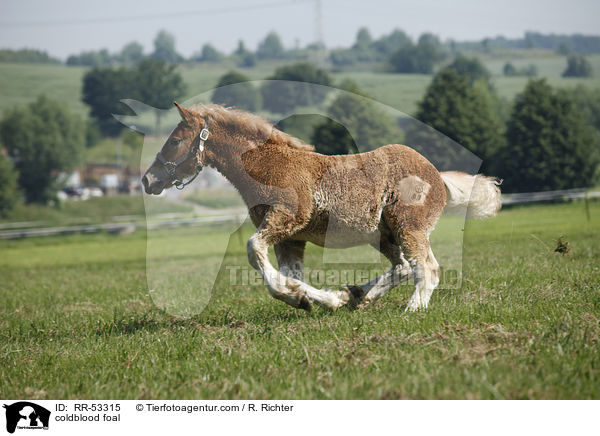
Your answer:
348;237;412;308
274;240;305;281
399;232;440;311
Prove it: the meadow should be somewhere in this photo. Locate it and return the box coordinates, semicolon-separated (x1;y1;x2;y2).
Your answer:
1;53;599;118
1;200;598;399
0;195;193;226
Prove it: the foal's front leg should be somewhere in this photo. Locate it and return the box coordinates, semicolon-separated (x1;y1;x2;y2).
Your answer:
247;232;311;310
248;232;352;311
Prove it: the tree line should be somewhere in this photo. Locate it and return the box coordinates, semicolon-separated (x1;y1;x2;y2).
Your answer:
0;48;60;64
1;56;599;215
68;28;598;77
1;28;597;78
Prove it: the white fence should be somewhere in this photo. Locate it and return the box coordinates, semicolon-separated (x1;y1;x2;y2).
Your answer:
0;188;597;240
501;187;600;205
0;213;247;240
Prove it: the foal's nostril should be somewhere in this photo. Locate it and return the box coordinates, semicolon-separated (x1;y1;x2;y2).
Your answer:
141;175;149;191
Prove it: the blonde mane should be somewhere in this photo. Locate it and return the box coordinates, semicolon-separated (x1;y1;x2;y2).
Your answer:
189;104;315;152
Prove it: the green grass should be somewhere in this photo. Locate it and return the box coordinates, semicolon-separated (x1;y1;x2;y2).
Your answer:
84;137;143;169
182;188;245;209
0;201;599;399
0;195;193;226
0;62;88;116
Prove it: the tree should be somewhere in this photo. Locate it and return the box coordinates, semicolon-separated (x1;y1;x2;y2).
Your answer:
0;95;85;203
212;71;260;111
562;85;600;132
119;41;144;64
198;43;222;62
445;56;491;86
256;32;285;60
504;62;538;77
556;42;571;55
563;86;600;173
373;29;412;57
261;62;331;113
233;41;256;67
0;49;60;64
522;64;538;77
389;45;421;73
388;34;444;74
82;66;138;136
353;27;373;50
442;56;509;128
151;30;183;63
562;54;593;77
330;28;412;66
234;40;248;57
504;62;518;76
134;59;187;132
329;49;357;67
66;49;112;67
497;79;598;192
238;52;257;68
350;27;378;62
417;33;446;64
311;80;401;155
406;69;504;170
0;153;19;216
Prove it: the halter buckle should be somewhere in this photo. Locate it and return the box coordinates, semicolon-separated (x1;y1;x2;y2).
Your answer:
199;128;210;141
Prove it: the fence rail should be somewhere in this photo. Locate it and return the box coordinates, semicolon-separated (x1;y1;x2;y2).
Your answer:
0;213;247;240
0;188;597;240
501;187;600;205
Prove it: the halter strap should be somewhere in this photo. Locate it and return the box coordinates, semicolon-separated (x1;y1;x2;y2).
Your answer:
155;117;210;190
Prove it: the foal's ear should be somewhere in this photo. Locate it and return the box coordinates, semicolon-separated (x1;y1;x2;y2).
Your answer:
173;101;196;125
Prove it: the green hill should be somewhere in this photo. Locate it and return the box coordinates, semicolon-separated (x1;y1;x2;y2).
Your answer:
1;53;599;119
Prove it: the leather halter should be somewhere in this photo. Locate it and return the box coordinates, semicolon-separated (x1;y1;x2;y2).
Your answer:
155;117;210;190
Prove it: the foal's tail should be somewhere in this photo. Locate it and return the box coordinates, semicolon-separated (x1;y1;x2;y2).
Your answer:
440;171;502;219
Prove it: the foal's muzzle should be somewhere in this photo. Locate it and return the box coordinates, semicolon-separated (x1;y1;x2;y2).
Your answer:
141;171;167;195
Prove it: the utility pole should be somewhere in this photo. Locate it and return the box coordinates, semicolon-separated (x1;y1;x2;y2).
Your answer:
314;0;323;47
314;0;326;66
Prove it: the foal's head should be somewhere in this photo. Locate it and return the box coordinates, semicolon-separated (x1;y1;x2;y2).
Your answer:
142;102;209;195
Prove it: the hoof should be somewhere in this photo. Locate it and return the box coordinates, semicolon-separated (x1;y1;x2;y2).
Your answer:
341;285;362;310
298;295;312;312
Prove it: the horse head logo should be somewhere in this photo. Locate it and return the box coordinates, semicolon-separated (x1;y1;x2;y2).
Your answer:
3;402;51;434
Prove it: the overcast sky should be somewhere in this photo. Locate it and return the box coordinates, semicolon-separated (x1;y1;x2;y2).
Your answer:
1;0;599;59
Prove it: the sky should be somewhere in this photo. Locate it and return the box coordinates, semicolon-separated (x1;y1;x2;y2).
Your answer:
0;0;599;60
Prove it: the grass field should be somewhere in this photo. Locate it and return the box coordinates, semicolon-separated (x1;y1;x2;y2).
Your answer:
0;195;193;226
1;200;599;399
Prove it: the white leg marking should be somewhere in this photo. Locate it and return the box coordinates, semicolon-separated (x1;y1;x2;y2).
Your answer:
248;233;348;310
405;247;440;312
358;258;412;306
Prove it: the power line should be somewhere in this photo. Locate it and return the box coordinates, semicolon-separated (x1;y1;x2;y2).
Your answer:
0;0;313;28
